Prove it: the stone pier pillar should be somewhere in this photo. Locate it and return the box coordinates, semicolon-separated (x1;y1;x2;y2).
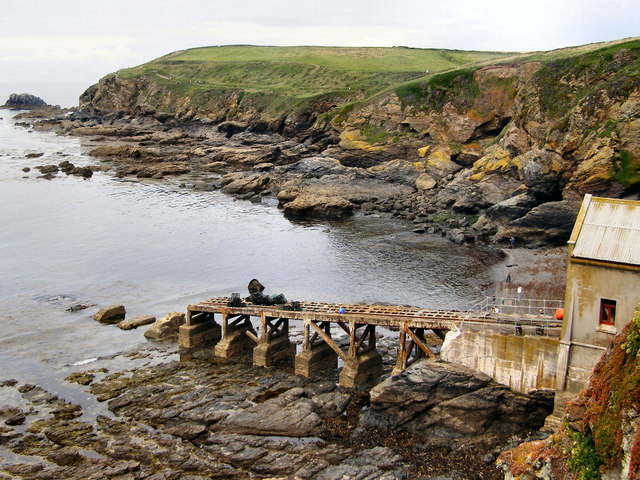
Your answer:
179;310;221;351
214;314;257;361
339;349;382;388
338;322;382;388
295;321;338;376
253;314;295;367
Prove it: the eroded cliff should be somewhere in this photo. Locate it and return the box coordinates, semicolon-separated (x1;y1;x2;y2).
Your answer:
76;40;640;246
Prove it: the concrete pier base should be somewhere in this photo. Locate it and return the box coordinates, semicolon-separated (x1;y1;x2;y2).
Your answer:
295;342;338;376
253;335;295;367
178;312;221;350
339;349;383;388
214;325;257;361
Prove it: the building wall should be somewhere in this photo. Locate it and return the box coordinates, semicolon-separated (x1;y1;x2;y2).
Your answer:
555;255;640;398
441;327;559;394
563;259;640;347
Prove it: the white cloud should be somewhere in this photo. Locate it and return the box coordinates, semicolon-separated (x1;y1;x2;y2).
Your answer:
0;35;136;62
0;0;637;83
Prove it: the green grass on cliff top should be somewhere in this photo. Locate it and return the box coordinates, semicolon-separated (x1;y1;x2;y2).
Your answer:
115;39;639;104
116;45;517;99
163;45;513;73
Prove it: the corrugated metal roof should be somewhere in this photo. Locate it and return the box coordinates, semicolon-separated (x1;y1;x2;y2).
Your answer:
571;196;640;266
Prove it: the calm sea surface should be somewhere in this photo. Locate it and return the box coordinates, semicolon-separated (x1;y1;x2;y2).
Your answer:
0;107;505;398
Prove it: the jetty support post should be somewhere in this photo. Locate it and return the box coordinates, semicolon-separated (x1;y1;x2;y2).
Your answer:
213;312;257;361
339;320;382;388
179;308;222;352
253;312;295;367
392;322;436;376
295;320;339;376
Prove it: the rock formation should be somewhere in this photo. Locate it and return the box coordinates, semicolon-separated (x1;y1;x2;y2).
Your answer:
92;305;126;324
3;93;47;109
143;312;185;339
362;359;554;447
26;40;640;246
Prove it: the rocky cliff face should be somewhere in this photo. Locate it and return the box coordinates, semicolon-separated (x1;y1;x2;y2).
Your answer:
78;41;640;246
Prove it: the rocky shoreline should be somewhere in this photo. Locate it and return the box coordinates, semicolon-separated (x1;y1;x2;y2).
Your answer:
0;333;553;479
10;105;573;248
0;105;577;479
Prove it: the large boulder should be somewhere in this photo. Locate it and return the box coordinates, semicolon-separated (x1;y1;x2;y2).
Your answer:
282;193;354;219
117;315;156;331
3;93;47;109
361;359;554;447
214;387;323;436
144;312;185;340
495;199;581;246
471;192;539;238
92;305;126;324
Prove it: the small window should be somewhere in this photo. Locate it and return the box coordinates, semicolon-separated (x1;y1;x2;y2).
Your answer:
600;299;616;326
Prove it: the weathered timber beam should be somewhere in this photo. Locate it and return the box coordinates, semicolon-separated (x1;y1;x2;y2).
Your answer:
336;321;350;335
354;325;373;353
267;318;286;336
308;320;347;362
405;327;436;359
229;315;248;327
245;330;259;343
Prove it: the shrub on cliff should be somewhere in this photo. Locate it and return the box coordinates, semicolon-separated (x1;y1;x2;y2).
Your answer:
499;305;640;479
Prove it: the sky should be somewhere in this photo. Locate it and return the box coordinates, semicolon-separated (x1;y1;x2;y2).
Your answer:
1;0;638;86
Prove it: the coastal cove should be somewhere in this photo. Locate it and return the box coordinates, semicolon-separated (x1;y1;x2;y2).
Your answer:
0;105;567;479
0;107;514;390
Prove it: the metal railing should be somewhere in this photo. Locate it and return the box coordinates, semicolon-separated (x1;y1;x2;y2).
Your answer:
457;296;564;337
476;296;564;318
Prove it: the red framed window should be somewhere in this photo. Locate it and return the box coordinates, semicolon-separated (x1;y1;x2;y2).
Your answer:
599;299;616;326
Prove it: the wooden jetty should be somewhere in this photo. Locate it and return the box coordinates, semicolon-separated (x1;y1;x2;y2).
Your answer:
181;297;561;388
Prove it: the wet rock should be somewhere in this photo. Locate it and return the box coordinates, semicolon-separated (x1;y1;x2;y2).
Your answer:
45;446;85;466
66;302;95;312
143;312;185;340
92;305;126;324
117;315;156;330
282;193;354;219
74;166;94;178
164;423;207;441
3;409;26;426
215;391;323;436
65;372;95;385
25;152;44;159
311;392;351;418
3;93;47;109
362;359;554;447
36;164;59;174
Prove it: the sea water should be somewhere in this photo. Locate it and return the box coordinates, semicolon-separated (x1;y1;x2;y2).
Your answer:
0;108;504;394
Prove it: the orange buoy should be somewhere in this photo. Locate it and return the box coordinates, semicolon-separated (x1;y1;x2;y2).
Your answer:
555;308;564;320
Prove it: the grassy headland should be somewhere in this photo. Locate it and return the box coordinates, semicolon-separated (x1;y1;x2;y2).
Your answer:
113;39;637;107
112;45;518;115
